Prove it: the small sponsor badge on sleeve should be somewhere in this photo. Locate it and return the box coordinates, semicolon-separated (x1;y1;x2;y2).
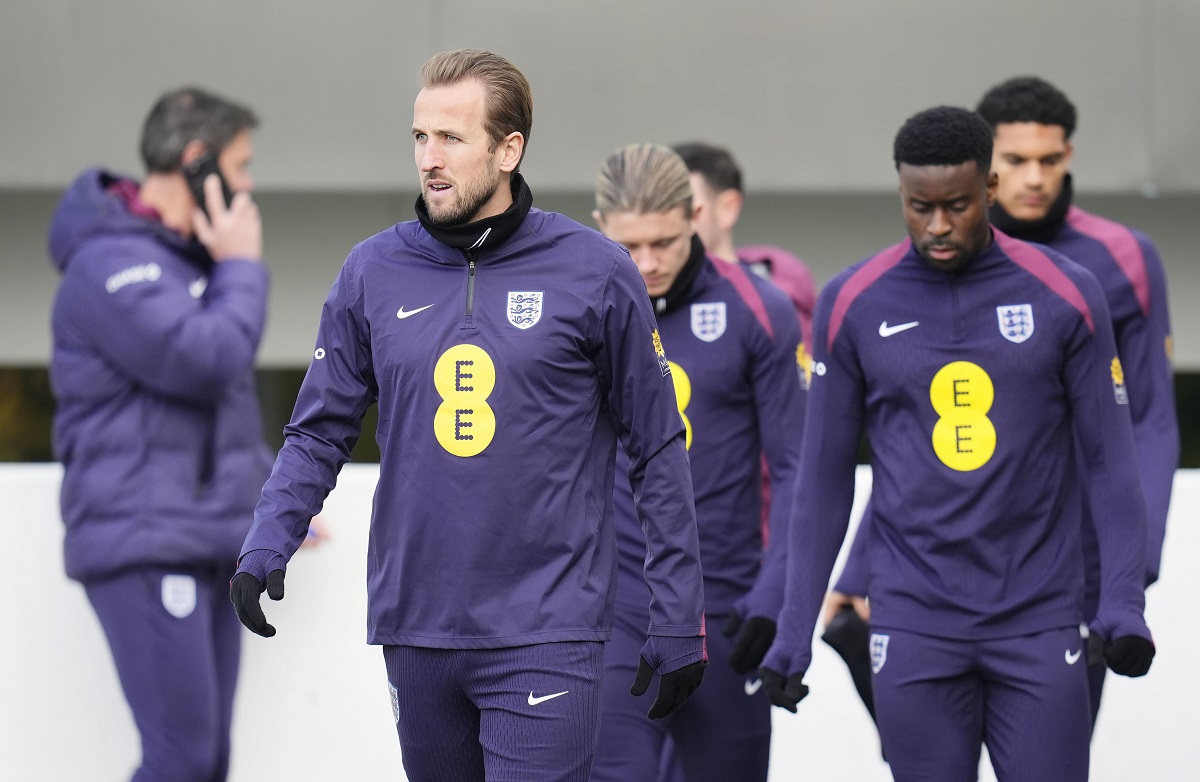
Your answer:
652;329;670;376
1111;356;1129;405
796;341;812;390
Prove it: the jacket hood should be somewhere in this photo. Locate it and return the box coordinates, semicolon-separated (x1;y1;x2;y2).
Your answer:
47;167;190;274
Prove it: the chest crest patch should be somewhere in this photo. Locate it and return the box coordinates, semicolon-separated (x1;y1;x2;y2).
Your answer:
997;304;1034;344
691;302;726;342
507;291;543;330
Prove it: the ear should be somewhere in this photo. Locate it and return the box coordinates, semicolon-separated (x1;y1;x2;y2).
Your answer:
498;131;524;173
716;188;743;232
179;139;208;168
592;209;606;230
986;170;1000;206
689;203;703;232
1062;141;1074;171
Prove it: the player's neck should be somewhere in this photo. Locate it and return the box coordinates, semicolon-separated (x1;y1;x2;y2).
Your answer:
139;173;194;236
707;237;738;264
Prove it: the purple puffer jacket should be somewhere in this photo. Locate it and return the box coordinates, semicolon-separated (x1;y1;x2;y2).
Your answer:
48;167;272;581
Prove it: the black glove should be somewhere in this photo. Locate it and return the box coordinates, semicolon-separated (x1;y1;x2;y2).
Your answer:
631;657;707;720
722;611;778;676
1103;635;1155;677
759;666;809;713
821;605;877;722
229;569;286;637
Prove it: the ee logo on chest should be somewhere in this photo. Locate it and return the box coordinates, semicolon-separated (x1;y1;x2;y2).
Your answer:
433;344;497;457
668;361;693;450
929;361;996;471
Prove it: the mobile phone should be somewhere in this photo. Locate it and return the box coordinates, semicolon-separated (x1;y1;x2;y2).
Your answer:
182;152;235;217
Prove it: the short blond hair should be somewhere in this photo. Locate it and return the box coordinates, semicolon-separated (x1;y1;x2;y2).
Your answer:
419;49;533;169
595;143;693;217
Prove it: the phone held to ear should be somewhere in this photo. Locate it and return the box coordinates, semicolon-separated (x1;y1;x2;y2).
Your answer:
182;153;235;217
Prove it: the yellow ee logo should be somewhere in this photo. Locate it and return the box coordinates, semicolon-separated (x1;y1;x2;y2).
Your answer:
433;344;497;457
929;361;996;471
668;360;693;450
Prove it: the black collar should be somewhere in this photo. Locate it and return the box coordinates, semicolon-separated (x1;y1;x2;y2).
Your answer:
989;173;1073;245
651;235;708;315
415;174;534;253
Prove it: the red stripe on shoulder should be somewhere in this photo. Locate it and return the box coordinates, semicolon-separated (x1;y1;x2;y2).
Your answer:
712;258;774;338
994;230;1095;333
1066;205;1151;317
827;240;910;351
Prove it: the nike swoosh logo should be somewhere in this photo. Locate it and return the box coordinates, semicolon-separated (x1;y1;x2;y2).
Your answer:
879;320;919;337
527;690;569;706
1065;649;1082;665
744;678;763;696
397;304;434;319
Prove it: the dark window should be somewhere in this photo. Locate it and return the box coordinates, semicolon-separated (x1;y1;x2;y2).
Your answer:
1;366;1197;469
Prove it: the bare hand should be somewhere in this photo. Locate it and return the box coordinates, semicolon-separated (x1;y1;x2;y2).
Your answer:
822;590;870;627
300;515;330;549
192;174;262;262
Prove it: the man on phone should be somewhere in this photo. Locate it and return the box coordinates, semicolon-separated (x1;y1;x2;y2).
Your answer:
48;86;270;782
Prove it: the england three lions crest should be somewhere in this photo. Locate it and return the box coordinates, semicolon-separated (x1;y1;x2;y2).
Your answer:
691;302;726;342
507;291;543;330
997;304;1034;344
869;633;889;674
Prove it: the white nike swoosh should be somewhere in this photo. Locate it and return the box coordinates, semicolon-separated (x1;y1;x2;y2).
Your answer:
397;304;434;319
744;678;763;696
1065;649;1082;665
527;690;569;706
879;320;919;337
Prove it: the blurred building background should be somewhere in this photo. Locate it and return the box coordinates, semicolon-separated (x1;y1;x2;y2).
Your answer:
3;0;1198;463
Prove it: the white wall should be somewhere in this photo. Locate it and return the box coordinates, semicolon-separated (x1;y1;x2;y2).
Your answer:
4;465;1197;780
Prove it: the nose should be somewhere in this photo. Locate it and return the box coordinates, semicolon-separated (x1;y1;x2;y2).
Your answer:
1023;160;1044;188
928;208;952;237
418;140;442;173
629;247;658;276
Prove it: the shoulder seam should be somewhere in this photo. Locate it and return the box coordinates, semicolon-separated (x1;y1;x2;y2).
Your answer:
827;240;911;351
1065;206;1151;317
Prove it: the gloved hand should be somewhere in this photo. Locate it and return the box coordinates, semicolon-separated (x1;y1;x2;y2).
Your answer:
229;549;287;637
821;604;876;722
759;666;809;713
1102;635;1155;677
722;611;777;675
631;634;708;719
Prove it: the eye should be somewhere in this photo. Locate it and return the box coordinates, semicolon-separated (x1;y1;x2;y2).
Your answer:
414;132;427;142
910;202;931;214
445;134;461;143
950;201;970;213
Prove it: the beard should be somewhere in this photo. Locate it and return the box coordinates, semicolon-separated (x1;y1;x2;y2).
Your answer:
425;166;502;226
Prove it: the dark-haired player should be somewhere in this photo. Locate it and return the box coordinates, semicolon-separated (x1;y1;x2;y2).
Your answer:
979;79;1178;726
830;77;1179;733
760;106;1155;781
672;141;816;343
